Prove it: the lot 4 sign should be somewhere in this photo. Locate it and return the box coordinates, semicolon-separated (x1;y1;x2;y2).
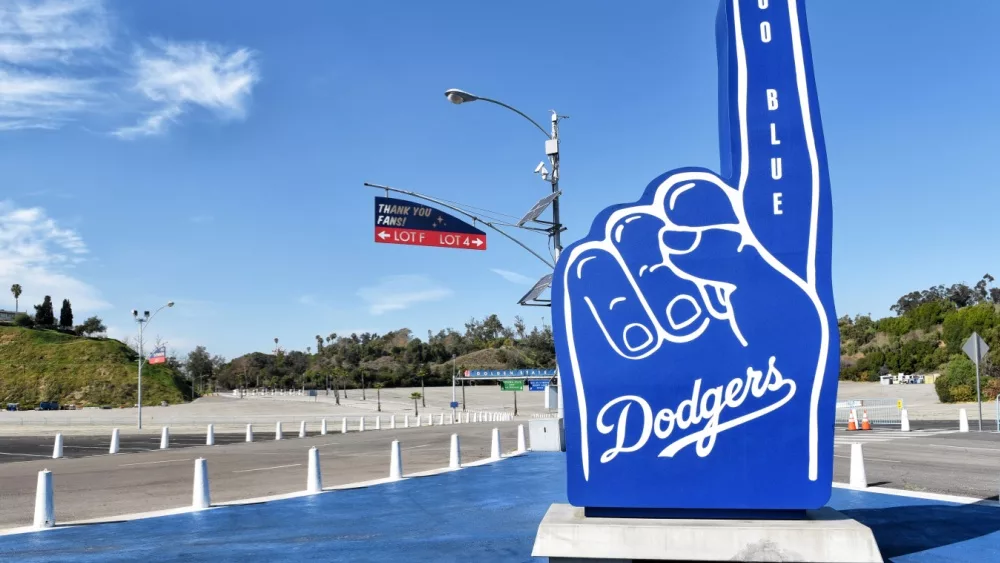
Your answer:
375;196;486;251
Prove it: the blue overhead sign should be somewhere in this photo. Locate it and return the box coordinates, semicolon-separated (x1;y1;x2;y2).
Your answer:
528;380;549;392
552;0;838;511
463;369;556;378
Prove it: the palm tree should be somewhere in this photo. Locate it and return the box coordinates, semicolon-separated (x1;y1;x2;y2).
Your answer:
374;382;384;412
10;284;21;313
418;367;427;407
410;392;421;416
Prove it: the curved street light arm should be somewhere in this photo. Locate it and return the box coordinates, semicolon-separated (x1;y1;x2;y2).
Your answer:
474;96;551;139
364;182;554;269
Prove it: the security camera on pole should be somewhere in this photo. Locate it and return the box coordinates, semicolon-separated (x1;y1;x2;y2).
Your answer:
132;301;175;430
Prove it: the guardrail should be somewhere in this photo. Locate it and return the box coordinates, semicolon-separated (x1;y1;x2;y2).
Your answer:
835;398;902;426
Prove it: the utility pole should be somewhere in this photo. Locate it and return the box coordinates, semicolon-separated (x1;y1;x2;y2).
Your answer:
132;302;174;430
548;111;565;422
442;89;565;422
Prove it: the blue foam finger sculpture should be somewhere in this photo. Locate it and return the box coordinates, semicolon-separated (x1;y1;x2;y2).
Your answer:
552;0;838;511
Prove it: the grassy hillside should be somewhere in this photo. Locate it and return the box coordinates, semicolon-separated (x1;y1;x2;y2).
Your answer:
0;326;188;407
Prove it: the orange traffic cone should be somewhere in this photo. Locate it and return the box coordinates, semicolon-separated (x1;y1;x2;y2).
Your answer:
861;410;872;431
847;409;858;431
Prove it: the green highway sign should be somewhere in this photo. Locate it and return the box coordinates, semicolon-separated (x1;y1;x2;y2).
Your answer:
501;380;524;391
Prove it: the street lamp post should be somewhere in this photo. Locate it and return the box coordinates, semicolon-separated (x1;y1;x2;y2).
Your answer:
451;354;457;418
445;88;565;420
133;301;174;430
305;346;311;393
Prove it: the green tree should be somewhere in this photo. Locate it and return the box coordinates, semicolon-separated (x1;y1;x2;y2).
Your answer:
75;316;106;336
186;346;214;395
33;296;55;326
935;355;978;403
10;284;22;313
410;391;421;416
59;299;73;328
13;312;33;327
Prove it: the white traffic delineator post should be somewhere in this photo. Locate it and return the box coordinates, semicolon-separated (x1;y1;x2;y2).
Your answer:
849;443;867;489
51;433;63;459
109;428;120;454
900;409;910;432
307;446;322;494
415;415;421;428
321;419;328;435
389;440;402;481
246;424;254;442
33;469;55;529
490;427;501;461
438;414;444;426
192;458;211;510
299;421;307;438
359;417;365;432
160;427;170;449
275;421;283;440
404;414;409;428
465;413;470;423
449;434;461;470
517;424;527;454
341;418;347;434
959;408;970;432
375;417;381;430
427;414;433;426
206;424;215;446
390;415;396;429
447;415;453;425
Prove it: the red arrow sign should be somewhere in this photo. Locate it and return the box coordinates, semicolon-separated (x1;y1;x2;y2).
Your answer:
374;227;487;251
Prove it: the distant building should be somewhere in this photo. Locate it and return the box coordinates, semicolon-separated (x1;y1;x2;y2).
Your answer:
0;309;16;323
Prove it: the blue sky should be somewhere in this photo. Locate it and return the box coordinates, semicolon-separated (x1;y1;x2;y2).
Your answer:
1;0;998;360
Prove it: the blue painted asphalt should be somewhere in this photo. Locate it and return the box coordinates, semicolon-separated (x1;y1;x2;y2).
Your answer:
1;454;997;562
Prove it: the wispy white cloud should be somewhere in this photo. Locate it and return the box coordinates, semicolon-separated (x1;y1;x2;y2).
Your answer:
491;268;534;285
0;0;110;129
0;0;260;137
113;39;259;139
0;200;109;313
0;0;111;65
357;275;452;316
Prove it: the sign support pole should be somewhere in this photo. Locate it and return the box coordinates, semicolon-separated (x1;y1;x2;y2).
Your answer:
975;338;982;432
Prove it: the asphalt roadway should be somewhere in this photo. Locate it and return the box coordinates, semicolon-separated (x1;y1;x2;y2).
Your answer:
831;426;1000;500
0;422;524;529
1;422;998;530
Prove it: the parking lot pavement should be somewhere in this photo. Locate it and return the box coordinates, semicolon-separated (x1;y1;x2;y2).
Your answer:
0;422;525;529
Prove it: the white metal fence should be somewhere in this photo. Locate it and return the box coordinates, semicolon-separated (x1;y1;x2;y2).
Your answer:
835;398;902;426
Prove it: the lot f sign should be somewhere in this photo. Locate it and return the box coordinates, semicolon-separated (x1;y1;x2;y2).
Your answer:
552;0;838;511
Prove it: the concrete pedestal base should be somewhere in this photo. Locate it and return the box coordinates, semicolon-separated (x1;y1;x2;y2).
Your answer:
532;504;882;562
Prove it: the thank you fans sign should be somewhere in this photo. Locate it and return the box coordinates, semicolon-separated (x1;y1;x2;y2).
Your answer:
374;196;486;251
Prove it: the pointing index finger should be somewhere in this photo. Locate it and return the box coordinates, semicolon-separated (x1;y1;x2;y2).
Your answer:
717;0;829;285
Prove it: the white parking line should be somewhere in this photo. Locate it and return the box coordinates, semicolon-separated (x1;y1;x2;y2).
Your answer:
233;463;302;474
833;454;901;463
120;458;192;467
0;451;49;457
917;443;1000;453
